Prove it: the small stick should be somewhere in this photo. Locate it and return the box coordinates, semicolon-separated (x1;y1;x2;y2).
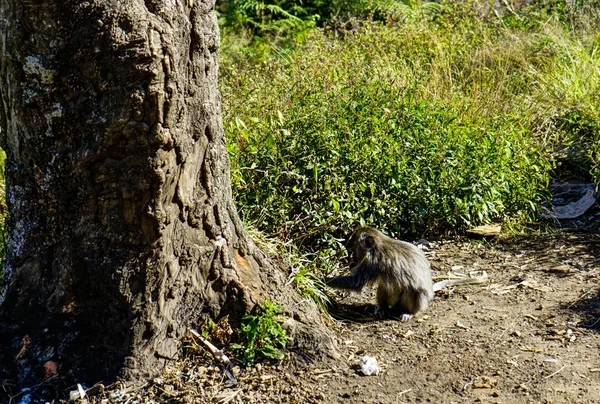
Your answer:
544;365;567;379
567;289;595;309
189;328;231;365
585;317;600;329
312;369;334;375
188;328;238;386
397;388;412;396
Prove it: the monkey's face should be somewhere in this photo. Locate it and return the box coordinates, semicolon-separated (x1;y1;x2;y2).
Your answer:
345;227;377;263
345;237;361;264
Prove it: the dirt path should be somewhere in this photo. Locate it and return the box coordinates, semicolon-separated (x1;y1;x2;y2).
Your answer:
319;234;600;403
85;233;600;403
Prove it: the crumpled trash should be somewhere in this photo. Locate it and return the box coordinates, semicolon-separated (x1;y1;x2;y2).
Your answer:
69;383;86;401
553;188;597;219
357;355;380;376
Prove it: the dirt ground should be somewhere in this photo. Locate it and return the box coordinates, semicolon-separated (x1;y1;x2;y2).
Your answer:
76;227;600;404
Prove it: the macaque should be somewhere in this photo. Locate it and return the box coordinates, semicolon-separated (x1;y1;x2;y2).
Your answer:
327;226;433;321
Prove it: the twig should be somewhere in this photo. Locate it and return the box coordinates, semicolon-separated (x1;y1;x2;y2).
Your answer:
188;328;238;386
312;369;333;375
501;0;519;18
567;288;596;309
397;388;412;396
586;317;600;329
189;328;232;366
544;365;567;379
9;374;58;403
463;380;473;391
219;389;242;404
120;382;150;395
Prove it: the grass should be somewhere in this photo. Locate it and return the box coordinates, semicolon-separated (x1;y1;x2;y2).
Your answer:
246;226;333;313
220;2;600;285
524;24;600;180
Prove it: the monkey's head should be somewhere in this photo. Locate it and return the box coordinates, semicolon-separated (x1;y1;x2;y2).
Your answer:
346;226;380;262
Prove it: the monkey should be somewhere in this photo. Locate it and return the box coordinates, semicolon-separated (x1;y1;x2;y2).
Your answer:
327;226;487;321
327;226;434;321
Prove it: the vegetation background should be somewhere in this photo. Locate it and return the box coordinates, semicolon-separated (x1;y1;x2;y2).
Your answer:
215;0;600;309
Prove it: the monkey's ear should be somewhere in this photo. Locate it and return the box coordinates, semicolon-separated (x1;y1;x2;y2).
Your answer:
360;234;376;250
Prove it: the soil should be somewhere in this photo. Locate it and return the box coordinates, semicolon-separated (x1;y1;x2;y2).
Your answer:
71;228;600;404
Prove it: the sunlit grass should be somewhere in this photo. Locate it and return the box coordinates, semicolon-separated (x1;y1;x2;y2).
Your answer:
220;3;599;288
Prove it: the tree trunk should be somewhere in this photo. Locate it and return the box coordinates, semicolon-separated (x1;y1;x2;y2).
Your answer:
0;0;334;391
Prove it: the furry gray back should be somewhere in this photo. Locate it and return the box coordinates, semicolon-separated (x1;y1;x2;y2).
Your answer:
374;234;433;299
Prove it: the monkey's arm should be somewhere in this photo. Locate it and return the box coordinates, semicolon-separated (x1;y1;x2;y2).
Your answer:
326;262;378;292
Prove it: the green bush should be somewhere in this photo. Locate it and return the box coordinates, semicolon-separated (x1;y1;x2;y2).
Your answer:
217;0;316;43
220;3;600;289
217;0;443;37
222;23;552;252
217;0;446;60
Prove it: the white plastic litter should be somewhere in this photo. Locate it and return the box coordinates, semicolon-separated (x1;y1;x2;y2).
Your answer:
357;355;380;376
68;383;86;401
553;188;597;219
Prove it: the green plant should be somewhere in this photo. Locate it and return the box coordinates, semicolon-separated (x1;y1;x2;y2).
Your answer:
217;0;317;41
217;0;446;61
232;299;289;365
0;227;6;285
288;253;333;314
217;0;443;34
202;318;217;340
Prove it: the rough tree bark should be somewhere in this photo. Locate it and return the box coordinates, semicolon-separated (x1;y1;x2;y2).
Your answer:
0;0;335;393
